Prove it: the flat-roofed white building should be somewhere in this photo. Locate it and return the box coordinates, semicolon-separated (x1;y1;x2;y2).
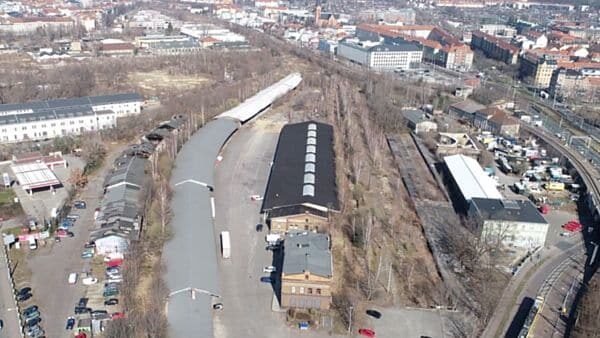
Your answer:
10;162;61;194
0;107;116;143
443;154;502;209
337;40;422;70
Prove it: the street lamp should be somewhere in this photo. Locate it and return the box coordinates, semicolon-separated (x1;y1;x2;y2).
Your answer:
347;305;354;333
166;286;222;313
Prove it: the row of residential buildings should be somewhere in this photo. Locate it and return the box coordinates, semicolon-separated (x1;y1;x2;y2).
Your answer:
0;93;143;143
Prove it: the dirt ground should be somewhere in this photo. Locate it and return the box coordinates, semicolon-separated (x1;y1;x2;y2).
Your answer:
128;70;210;96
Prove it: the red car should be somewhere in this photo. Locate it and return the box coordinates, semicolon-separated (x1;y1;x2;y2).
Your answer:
57;229;74;237
106;258;123;268
358;328;376;337
112;312;126;320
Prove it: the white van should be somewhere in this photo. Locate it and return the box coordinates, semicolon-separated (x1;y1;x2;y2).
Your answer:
68;273;78;285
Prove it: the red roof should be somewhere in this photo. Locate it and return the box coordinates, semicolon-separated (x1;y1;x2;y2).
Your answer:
472;30;519;53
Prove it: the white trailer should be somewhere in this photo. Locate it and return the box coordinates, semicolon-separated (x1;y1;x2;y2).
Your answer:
220;231;231;259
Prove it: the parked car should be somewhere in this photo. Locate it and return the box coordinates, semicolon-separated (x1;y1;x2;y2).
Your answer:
24;310;39;321
366;309;382;319
18;287;32;296
68;273;78;285
74;307;91;314
60;219;74;227
104;299;119;306
259;276;272;283
106;258;123;268
73;201;86;209
24;305;38;316
212;303;223;310
66;214;80;220
26;325;42;337
263;266;276;273
91;310;108;320
57;229;74;238
78;298;88;307
81;251;94;259
103;289;119;297
104;282;120;289
17;293;32;302
66;317;75;330
83;241;95;249
26;317;41;327
358;328;376;338
82;277;98;285
111;312;126;320
106;277;123;283
106;267;120;274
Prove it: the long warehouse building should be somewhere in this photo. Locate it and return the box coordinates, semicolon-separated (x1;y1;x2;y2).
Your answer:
443;154;502;210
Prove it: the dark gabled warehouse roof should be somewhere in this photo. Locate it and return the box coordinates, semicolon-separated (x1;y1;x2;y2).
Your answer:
261;121;339;213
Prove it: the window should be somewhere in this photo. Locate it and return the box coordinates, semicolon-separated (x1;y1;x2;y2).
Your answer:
305;274;309;280
300;287;304;294
308;288;313;294
316;289;321;295
291;286;296;293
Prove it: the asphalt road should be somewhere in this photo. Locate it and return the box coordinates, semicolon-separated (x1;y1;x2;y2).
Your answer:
483;242;585;338
163;118;239;338
0;245;20;338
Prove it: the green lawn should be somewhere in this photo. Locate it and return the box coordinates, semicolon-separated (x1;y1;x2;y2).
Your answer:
0;188;15;205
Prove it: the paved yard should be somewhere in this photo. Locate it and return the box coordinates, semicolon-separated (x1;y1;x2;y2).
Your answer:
372;308;455;338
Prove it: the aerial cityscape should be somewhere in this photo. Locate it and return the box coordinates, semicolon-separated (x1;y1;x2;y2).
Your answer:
0;0;598;337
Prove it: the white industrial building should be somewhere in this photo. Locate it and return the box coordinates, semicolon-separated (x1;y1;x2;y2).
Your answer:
0;93;143;117
0;108;116;143
337;40;422;70
443;154;502;206
180;23;247;43
444;154;549;249
468;198;549;249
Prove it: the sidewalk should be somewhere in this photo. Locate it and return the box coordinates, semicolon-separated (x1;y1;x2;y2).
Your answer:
0;245;22;338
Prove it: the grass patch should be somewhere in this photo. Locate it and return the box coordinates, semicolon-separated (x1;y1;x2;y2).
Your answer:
0;188;25;220
0;188;15;205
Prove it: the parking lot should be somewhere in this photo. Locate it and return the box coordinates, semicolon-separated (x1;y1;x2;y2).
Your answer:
20;149;122;338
